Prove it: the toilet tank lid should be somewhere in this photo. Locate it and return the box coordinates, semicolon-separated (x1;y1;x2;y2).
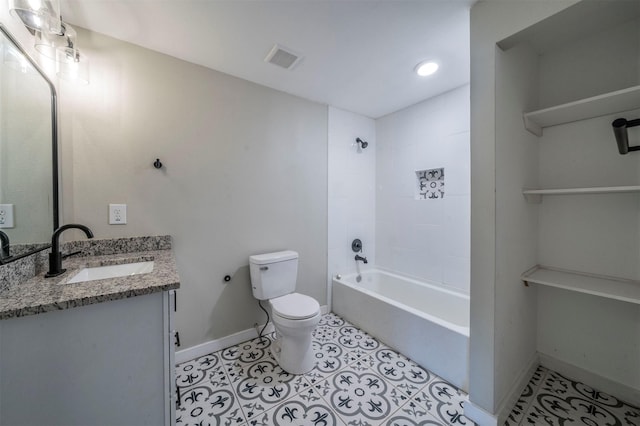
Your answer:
249;250;298;265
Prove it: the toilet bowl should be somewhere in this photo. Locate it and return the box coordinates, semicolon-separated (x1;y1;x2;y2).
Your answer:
269;293;320;374
249;251;320;375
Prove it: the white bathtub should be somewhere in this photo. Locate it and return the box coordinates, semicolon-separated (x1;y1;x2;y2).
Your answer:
332;268;469;391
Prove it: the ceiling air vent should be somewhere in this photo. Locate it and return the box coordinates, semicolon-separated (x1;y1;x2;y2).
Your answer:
264;44;302;70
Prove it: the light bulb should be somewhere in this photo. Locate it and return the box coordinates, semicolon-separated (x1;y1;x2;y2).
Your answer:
415;61;439;77
28;0;42;11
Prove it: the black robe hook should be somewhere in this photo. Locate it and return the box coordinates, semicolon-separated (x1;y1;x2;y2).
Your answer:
153;158;163;169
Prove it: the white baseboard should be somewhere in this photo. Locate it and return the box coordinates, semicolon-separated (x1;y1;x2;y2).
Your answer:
464;352;538;426
463;401;498;426
495;352;539;424
175;304;329;365
175;323;275;364
539;352;640;405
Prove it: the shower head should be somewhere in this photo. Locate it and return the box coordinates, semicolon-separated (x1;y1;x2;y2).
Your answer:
356;137;368;149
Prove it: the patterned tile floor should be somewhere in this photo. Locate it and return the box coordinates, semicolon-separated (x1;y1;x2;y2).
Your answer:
505;365;640;425
175;312;473;425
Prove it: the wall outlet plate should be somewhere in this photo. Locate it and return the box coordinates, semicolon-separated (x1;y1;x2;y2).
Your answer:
109;204;127;225
0;204;14;228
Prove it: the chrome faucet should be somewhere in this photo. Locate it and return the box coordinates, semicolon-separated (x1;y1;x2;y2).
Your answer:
355;254;368;264
45;224;94;278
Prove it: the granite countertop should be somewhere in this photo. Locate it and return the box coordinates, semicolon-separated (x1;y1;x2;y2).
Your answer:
0;236;180;320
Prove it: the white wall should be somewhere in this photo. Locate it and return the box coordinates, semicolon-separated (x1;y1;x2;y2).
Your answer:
537;17;640;108
57;28;328;349
493;41;540;417
469;0;580;418
533;16;640;393
535;121;640;392
375;85;470;293
327;106;376;307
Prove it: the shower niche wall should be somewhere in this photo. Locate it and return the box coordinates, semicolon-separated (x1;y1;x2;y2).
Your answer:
494;1;640;403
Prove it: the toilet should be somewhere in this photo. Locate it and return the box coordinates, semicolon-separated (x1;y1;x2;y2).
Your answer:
249;250;320;374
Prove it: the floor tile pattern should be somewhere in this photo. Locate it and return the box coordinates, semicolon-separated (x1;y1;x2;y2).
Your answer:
176;312;474;425
505;366;640;425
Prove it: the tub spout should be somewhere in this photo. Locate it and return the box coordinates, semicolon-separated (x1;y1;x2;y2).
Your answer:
355;254;368;264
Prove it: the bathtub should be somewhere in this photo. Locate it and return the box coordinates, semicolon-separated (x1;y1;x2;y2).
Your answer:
332;268;469;391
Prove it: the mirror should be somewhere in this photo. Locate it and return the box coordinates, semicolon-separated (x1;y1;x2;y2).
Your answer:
0;24;58;263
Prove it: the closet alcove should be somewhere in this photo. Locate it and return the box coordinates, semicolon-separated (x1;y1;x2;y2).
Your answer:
495;0;640;403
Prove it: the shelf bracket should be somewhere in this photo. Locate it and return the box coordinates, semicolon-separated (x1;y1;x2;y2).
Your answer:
522;190;542;204
521;264;540;287
523;115;543;137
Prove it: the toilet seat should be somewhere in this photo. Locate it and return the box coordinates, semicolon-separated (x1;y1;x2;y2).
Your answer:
270;293;320;320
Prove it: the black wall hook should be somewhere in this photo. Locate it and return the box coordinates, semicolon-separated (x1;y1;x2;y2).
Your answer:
612;118;640;155
153;158;163;169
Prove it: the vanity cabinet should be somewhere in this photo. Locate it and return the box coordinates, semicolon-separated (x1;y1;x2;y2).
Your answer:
0;290;177;425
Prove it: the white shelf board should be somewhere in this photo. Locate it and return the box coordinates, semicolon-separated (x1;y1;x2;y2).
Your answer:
523;85;640;136
522;185;640;203
521;265;640;305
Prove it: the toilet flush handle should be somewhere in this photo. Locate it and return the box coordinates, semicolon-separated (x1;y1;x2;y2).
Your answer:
260;266;269;271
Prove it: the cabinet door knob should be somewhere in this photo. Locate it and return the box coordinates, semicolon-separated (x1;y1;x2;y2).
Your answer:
260;266;269;271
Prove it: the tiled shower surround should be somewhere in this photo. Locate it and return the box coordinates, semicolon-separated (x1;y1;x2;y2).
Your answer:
175;313;472;425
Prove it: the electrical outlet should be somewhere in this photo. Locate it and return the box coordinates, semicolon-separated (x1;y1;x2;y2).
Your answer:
0;204;14;228
109;204;127;225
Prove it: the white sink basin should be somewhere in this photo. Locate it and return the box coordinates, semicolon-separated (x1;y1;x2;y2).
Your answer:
66;261;154;284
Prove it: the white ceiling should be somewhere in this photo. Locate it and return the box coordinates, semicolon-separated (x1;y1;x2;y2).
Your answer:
60;0;472;119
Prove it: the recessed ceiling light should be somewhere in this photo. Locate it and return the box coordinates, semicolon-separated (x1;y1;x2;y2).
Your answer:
415;61;439;77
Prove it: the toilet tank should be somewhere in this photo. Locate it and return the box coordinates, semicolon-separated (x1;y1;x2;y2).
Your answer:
249;250;298;300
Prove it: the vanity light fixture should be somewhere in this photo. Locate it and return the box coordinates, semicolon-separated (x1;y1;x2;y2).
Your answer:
9;0;89;84
415;61;439;77
8;0;62;34
56;47;89;84
34;20;76;59
36;21;89;84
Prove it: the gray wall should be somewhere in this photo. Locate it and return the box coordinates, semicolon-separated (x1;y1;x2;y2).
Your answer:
58;28;328;349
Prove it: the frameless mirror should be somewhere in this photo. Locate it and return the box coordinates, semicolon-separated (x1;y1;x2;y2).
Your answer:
0;24;58;263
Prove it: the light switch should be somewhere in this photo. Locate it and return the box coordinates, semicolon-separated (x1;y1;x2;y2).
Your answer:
0;204;14;228
109;204;127;225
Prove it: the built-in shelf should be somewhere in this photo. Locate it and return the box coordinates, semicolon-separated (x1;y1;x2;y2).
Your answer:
522;265;640;305
523;185;640;203
523;85;640;136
